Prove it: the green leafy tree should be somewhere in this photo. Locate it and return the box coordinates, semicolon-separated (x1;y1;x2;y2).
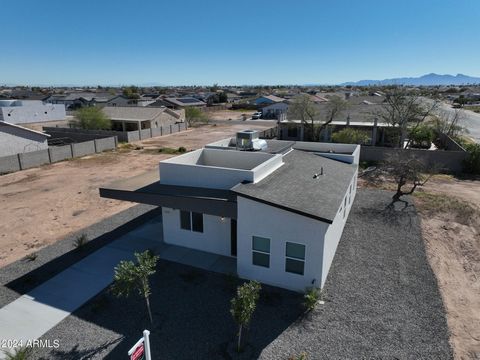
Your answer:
218;92;228;103
230;280;261;352
185;107;208;126
70;107;111;130
123;85;140;99
409;124;434;148
210;83;219;92
332;128;370;144
111;250;159;324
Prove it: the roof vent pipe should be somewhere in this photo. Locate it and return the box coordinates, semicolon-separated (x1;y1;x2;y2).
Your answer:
313;167;324;179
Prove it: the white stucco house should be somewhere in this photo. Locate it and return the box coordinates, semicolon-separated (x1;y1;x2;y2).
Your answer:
101;131;359;292
0;121;49;156
0;100;66;125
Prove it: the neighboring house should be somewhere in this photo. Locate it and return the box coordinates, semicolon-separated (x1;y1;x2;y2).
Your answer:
147;99;176;108
100;131;359;292
106;95;156;107
163;97;207;109
0;121;49;156
254;95;286;105
226;93;242;103
261;102;289;120
102;106;184;131
191;92;219;106
44;92;114;109
0;100;66;125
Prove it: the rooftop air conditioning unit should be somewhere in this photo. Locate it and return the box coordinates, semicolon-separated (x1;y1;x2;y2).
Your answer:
236;130;267;151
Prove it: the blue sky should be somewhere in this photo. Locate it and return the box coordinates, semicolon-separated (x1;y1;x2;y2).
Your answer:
1;0;479;86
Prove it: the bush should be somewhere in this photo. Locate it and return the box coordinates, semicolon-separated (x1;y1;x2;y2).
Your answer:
463;143;480;174
332;128;370;144
74;234;88;250
70;107;111;130
303;287;320;311
409;125;434;148
185;107;208;126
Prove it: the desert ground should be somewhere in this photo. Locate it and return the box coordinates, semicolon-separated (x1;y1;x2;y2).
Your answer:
0;123;271;268
360;174;480;359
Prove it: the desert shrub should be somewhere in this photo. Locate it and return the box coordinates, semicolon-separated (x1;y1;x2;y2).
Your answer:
462;143;480;174
289;352;308;360
303;287;320;311
25;252;38;262
74;233;88;249
332;128;370;144
3;346;32;360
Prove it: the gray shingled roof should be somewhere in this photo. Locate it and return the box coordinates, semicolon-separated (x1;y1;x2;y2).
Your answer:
102;106;168;121
232;150;356;223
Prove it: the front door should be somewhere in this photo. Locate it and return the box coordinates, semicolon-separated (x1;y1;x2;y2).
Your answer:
230;219;237;257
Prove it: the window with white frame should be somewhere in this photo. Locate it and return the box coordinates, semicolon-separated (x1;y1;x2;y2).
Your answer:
180;210;203;233
252;236;270;268
285;242;305;275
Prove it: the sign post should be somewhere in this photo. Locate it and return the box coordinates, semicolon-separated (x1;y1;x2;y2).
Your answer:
128;329;152;360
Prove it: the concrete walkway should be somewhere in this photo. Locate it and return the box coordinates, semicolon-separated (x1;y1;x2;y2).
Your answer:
0;215;235;357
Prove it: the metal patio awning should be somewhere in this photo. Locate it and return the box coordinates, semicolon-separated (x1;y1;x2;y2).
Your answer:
99;171;237;218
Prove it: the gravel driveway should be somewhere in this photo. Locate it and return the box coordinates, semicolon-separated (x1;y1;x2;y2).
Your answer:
14;189;451;359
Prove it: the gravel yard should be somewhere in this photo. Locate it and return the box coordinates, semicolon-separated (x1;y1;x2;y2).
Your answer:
3;189;451;359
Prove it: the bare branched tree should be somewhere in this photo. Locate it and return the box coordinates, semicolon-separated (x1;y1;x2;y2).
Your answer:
383;152;434;204
378;87;438;148
432;108;466;139
288;94;347;141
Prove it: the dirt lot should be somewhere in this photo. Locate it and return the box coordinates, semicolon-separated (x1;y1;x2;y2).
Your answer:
360;175;480;359
205;109;255;121
0;123;270;268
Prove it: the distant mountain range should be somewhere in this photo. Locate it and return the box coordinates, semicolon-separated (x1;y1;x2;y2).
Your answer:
340;73;480;86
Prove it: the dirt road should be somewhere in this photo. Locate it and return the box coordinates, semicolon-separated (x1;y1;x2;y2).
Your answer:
0;123;270;267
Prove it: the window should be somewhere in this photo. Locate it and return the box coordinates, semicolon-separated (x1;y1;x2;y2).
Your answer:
252;236;270;268
180;210;191;230
180;211;204;233
285;242;305;275
192;212;203;233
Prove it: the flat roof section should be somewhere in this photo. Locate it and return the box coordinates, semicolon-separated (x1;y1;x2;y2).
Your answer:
232;150;356;224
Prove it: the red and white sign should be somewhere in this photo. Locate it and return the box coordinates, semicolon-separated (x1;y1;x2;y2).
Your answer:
128;330;151;360
130;343;144;360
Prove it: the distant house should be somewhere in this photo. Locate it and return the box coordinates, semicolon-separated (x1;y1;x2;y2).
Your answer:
0;100;66;125
254;95;286;105
44;92;114;109
310;94;329;103
0;121;49;156
261;102;289;120
191;92;219;106
163;97;207;109
226;93;242;103
102;106;184;132
106;95;156;107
